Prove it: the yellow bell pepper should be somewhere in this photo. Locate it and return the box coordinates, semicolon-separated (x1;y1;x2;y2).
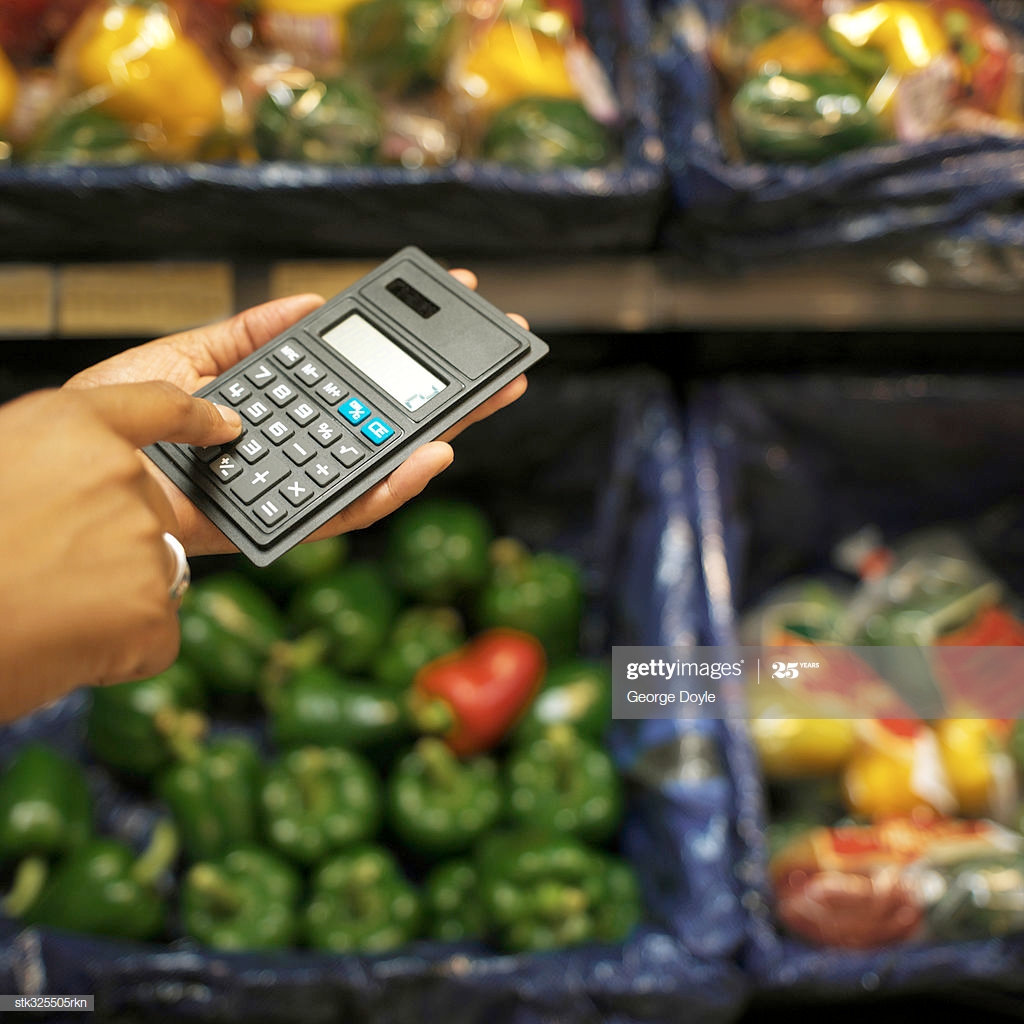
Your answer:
747;26;847;78
935;718;1010;817
842;719;955;820
0;44;18;128
72;1;224;160
455;17;578;118
750;717;857;779
827;1;948;76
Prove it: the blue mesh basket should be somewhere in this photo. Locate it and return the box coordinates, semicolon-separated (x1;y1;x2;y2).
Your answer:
0;0;665;261
686;374;1024;1000
0;370;747;1024
653;0;1024;262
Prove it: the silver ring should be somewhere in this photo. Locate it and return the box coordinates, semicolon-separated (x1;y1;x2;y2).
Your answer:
163;532;191;602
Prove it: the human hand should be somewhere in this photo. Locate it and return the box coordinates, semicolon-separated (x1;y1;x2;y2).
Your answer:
65;270;530;556
0;382;244;721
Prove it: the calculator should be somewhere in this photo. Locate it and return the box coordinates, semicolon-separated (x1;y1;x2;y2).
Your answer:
145;247;549;567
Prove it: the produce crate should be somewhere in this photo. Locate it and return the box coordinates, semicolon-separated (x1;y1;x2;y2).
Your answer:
686;375;1024;1000
653;0;1024;262
0;369;747;1024
0;0;664;261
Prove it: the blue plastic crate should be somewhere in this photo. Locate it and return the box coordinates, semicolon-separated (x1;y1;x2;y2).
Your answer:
653;0;1024;262
686;375;1024;999
0;0;665;261
0;370;747;1024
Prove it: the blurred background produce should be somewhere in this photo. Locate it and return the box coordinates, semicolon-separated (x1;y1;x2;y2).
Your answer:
0;0;620;170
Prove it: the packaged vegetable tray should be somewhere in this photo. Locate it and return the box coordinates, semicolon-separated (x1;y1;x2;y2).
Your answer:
686;374;1024;1001
0;0;664;260
0;369;746;1024
653;0;1024;262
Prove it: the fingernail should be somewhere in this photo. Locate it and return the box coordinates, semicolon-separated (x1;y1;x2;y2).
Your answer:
215;403;243;434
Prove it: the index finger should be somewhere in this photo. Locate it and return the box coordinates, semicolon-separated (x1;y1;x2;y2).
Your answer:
76;381;243;450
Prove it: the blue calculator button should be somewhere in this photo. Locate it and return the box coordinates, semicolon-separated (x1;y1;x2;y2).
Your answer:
339;397;372;425
361;417;395;446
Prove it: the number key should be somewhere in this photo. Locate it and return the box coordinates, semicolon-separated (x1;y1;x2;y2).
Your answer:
237;435;269;463
220;379;250;405
288;401;319;426
245;362;277;387
243;399;272;424
268;381;297;406
263;419;295;445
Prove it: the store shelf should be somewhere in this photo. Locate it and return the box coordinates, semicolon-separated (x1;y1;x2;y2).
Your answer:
0;253;1022;340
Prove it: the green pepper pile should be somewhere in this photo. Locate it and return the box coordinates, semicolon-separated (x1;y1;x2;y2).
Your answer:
2;499;641;956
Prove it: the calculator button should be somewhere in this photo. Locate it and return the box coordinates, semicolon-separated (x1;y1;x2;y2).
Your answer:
361;417;395;446
280;475;315;507
243;399;272;424
318;380;348;404
268;381;297;407
237;435;269;464
220;379;250;405
282;435;317;465
230;460;289;505
255;496;288;528
295;360;325;384
334;436;366;468
274;342;304;368
311;419;342;445
306;459;341;487
288;401;319;426
245;363;277;388
263;419;295;445
339;397;372;425
210;453;243;482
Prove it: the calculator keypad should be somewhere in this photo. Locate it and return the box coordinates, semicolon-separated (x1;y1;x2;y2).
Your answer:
171;337;403;543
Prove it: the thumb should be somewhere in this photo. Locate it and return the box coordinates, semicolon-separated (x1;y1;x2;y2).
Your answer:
77;381;243;449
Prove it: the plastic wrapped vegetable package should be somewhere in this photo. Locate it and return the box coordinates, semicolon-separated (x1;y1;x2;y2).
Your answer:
0;0;665;258
653;0;1024;262
0;370;747;1024
686;375;1024;1000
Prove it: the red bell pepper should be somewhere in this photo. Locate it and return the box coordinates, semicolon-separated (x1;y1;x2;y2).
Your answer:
409;629;545;757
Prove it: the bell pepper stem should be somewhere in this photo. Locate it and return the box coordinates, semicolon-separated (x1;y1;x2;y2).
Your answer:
262;631;331;693
408;694;455;737
416;737;460;788
131;818;179;889
546;724;578;792
488;537;531;579
2;857;48;919
295;748;330;813
154;707;208;764
188;864;244;916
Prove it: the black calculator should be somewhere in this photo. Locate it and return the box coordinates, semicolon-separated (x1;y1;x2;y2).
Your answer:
145;247;549;566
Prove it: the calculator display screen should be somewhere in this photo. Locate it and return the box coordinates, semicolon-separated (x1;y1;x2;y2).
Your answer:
322;314;446;412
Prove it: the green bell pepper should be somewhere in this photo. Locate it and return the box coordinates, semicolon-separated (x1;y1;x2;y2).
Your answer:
423;859;486;942
22;819;177;941
476;830;642;952
179;574;285;696
731;71;880;163
386;500;493;603
513;660;613;744
481;98;612;171
0;744;92;863
372;606;465;690
86;662;205;778
182;845;301;951
261;746;381;866
476;539;584;661
245;535;348;596
267;665;409;754
305;844;421;952
156;734;262;863
254;76;382;164
386;738;503;858
505;726;623;844
344;0;458;95
25;107;149;164
290;563;399;674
